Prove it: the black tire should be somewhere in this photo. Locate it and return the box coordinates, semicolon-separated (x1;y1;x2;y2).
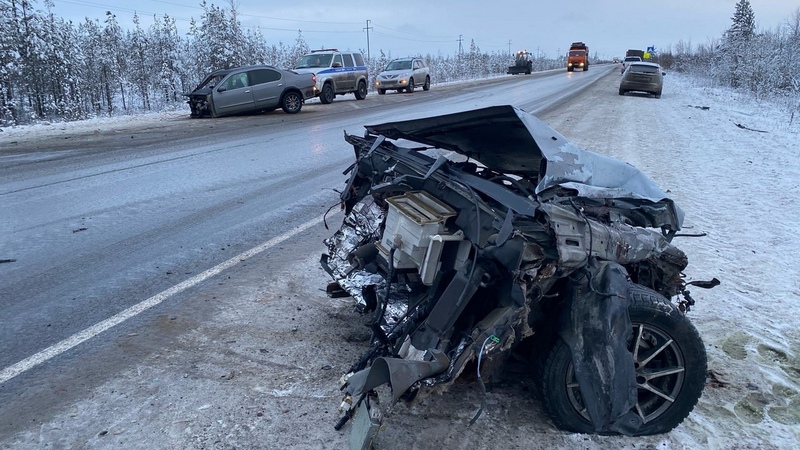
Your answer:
354;80;367;100
655;91;662;99
406;78;414;93
320;83;334;104
540;285;706;436
423;76;430;91
619;89;625;96
567;67;573;72
583;66;588;71
378;89;386;95
280;91;303;114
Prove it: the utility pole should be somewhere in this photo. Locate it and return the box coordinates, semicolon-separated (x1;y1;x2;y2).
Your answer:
458;35;463;54
363;20;372;60
508;40;512;56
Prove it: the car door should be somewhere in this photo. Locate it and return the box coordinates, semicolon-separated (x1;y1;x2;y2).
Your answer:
340;53;356;92
248;68;283;110
212;71;255;115
412;59;425;82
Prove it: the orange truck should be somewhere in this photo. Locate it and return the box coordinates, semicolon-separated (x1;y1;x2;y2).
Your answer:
567;42;589;72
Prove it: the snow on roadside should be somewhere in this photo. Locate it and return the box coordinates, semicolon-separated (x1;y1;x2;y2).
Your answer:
0;110;186;143
542;72;800;449
1;71;798;449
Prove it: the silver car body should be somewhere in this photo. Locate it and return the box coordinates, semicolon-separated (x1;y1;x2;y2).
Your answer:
375;58;431;94
619;62;665;98
185;65;315;117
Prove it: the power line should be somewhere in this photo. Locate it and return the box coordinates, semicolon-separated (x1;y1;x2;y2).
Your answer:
56;0;362;34
371;30;456;44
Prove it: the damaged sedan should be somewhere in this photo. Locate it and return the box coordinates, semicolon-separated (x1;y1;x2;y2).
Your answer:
321;105;718;446
185;65;316;118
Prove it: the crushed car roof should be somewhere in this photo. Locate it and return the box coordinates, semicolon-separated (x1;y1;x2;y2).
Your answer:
365;105;683;230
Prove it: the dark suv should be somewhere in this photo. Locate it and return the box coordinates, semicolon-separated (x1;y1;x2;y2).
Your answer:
293;49;369;104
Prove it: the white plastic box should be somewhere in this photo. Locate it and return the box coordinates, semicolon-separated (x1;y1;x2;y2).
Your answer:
378;191;457;271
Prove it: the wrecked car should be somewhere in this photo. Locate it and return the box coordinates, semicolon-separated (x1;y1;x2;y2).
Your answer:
321;105;718;446
185;65;316;117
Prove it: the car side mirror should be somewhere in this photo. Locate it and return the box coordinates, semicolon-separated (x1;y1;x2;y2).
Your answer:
333;62;342;68
217;86;227;92
662;72;667;76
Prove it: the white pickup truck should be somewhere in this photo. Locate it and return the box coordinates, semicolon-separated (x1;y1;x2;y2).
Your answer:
621;56;643;74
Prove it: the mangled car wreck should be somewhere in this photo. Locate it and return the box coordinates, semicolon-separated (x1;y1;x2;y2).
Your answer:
321;105;718;446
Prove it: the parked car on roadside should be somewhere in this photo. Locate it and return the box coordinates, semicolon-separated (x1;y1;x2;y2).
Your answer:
374;57;431;94
293;49;369;104
619;62;665;98
185;65;316;117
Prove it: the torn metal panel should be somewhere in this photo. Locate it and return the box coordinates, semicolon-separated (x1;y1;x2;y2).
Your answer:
559;259;639;434
366;105;682;231
344;350;450;402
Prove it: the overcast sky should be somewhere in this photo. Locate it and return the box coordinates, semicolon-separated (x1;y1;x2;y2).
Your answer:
49;0;798;60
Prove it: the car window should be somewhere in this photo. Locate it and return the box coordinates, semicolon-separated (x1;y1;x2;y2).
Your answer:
386;60;412;71
630;65;659;74
249;69;281;85
333;54;343;67
342;54;355;68
295;54;332;69
353;53;365;66
220;72;248;90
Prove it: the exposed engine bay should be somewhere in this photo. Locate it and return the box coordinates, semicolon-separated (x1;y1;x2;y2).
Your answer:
320;105;718;447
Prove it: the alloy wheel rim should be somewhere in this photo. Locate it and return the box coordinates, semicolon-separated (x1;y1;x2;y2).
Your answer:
565;323;686;424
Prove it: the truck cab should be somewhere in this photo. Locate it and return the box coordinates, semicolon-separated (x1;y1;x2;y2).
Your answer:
567;42;589;72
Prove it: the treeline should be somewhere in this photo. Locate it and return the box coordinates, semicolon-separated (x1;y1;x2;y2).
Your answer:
0;0;562;126
658;1;800;111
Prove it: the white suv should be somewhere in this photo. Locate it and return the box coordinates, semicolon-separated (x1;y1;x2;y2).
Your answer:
293;49;369;104
374;57;431;94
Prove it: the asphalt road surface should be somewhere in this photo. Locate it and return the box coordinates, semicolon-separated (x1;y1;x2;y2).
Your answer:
0;66;616;448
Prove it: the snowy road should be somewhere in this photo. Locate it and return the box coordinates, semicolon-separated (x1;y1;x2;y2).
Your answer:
1;66;799;449
0;68;612;394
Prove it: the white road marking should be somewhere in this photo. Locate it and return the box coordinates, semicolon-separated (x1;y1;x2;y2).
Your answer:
0;214;330;384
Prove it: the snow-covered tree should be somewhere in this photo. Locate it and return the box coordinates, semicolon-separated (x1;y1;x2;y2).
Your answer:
100;11;126;113
727;0;756;42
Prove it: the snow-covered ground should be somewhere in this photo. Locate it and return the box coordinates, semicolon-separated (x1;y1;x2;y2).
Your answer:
2;72;799;449
541;73;800;449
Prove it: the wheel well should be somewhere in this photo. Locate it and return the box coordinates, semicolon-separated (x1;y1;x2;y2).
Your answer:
281;88;302;100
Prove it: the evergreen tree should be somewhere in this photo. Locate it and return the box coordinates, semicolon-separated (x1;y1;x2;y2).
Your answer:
129;13;151;110
0;0;20;124
100;11;126;114
724;0;757;88
727;0;756;42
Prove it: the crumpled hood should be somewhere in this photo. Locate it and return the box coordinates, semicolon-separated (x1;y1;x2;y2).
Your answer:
187;87;212;97
292;67;318;75
365;105;683;230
